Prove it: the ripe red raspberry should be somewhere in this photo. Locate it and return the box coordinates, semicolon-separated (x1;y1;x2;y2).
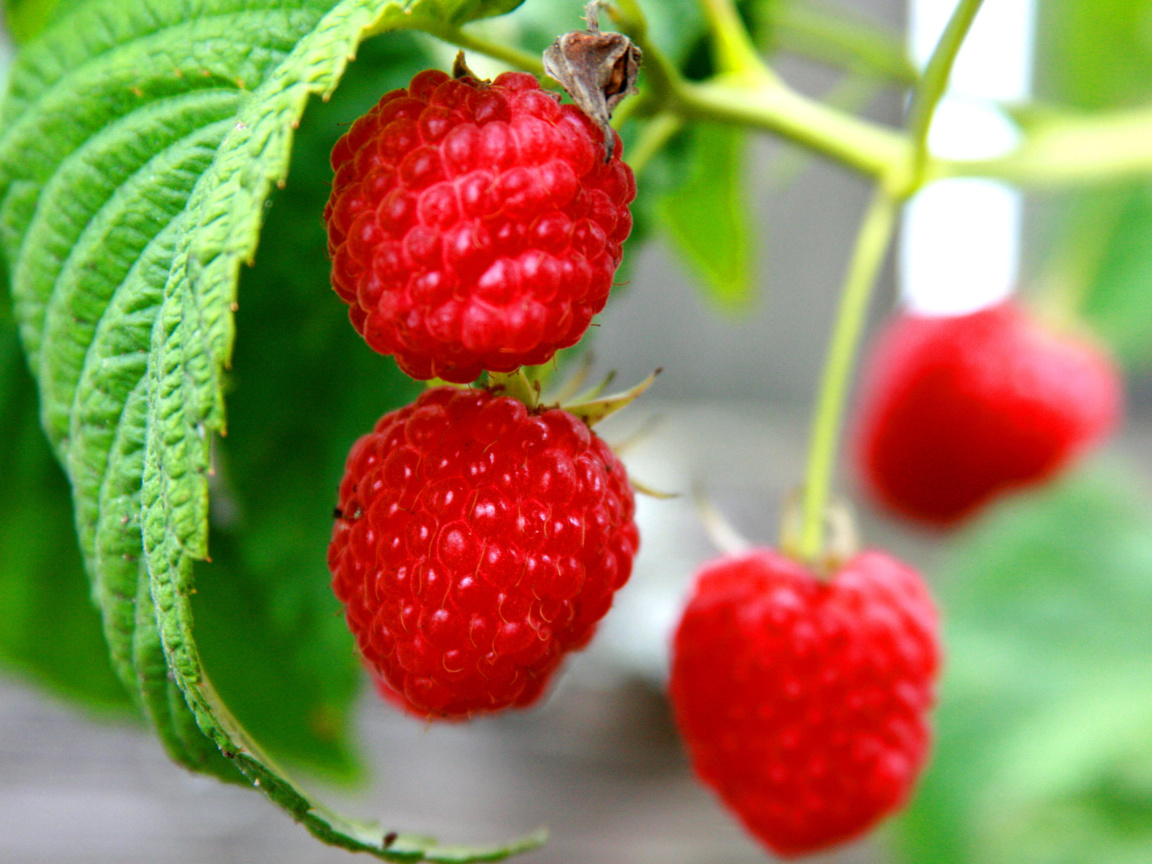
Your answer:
327;386;639;719
669;548;940;858
854;300;1122;526
324;68;636;383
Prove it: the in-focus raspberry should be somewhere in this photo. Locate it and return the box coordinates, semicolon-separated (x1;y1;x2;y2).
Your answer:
328;386;639;719
325;69;637;383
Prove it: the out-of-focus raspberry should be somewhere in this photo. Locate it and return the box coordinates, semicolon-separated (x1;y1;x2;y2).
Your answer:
325;69;636;383
854;300;1122;526
328;386;639;719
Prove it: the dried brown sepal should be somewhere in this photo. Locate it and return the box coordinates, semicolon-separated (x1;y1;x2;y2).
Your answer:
452;51;482;82
543;0;642;161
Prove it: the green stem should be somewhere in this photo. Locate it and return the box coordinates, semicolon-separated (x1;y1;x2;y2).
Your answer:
626;111;683;174
794;189;898;565
932;103;1152;186
395;16;547;78
905;0;986;187
763;75;884;190
614;2;908;181
679;78;908;180
697;0;776;82
770;0;918;85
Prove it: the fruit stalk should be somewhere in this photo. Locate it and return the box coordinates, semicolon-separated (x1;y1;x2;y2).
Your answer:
904;0;986;191
611;0;907;180
389;15;547;79
793;188;897;565
794;0;987;563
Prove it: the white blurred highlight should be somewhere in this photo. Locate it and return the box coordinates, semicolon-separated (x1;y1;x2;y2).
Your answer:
900;0;1036;316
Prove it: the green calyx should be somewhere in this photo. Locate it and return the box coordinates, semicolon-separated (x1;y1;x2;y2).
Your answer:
485;365;661;428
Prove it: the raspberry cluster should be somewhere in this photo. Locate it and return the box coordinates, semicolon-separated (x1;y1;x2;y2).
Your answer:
325;69;636;383
328;387;638;719
324;63;641;720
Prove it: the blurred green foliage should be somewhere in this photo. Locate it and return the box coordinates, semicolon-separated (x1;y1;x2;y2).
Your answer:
0;279;133;712
658;122;756;311
1034;0;1152;368
1;0;66;44
894;458;1152;864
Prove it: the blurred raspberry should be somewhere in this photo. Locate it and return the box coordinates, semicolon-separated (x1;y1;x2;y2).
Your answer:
854;301;1122;525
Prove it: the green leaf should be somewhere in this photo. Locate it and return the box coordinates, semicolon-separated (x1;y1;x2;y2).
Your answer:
190;31;426;785
657;121;756;311
1;0;71;44
893;458;1152;864
437;0;525;25
0;0;545;858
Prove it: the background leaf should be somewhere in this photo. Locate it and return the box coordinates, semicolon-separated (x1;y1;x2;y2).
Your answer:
0;283;132;712
893;458;1152;864
657;121;756;311
1033;0;1152;368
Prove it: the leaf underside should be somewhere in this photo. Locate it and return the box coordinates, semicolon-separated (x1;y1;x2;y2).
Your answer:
0;0;541;860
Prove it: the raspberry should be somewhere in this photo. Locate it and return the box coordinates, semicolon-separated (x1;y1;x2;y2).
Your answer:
327;386;639;719
669;548;940;858
854;300;1122;526
324;68;637;383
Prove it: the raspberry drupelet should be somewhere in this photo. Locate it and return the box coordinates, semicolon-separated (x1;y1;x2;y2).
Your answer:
325;69;637;383
328;386;639;719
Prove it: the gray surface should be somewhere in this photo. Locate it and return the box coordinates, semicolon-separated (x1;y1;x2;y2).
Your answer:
0;672;884;864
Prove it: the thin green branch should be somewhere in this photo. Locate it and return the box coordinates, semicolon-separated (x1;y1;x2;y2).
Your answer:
677;78;909;180
697;0;776;82
614;0;907;180
932;103;1152;186
763;75;885;191
395;16;546;78
770;0;918;85
793;189;898;566
626;111;683;175
905;0;985;187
